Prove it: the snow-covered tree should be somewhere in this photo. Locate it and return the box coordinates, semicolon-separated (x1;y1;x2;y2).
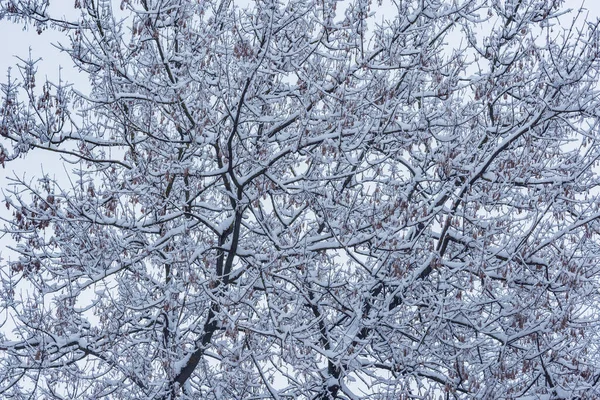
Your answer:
1;0;600;398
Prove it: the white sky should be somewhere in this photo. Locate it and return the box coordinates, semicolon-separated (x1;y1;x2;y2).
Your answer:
0;0;598;268
0;0;599;282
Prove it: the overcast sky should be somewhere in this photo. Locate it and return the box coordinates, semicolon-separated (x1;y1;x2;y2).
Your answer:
1;0;599;262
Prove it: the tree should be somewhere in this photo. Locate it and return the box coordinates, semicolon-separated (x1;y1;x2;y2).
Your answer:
1;0;600;398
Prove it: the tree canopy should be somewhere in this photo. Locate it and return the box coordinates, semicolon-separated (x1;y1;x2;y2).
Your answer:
1;0;600;398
